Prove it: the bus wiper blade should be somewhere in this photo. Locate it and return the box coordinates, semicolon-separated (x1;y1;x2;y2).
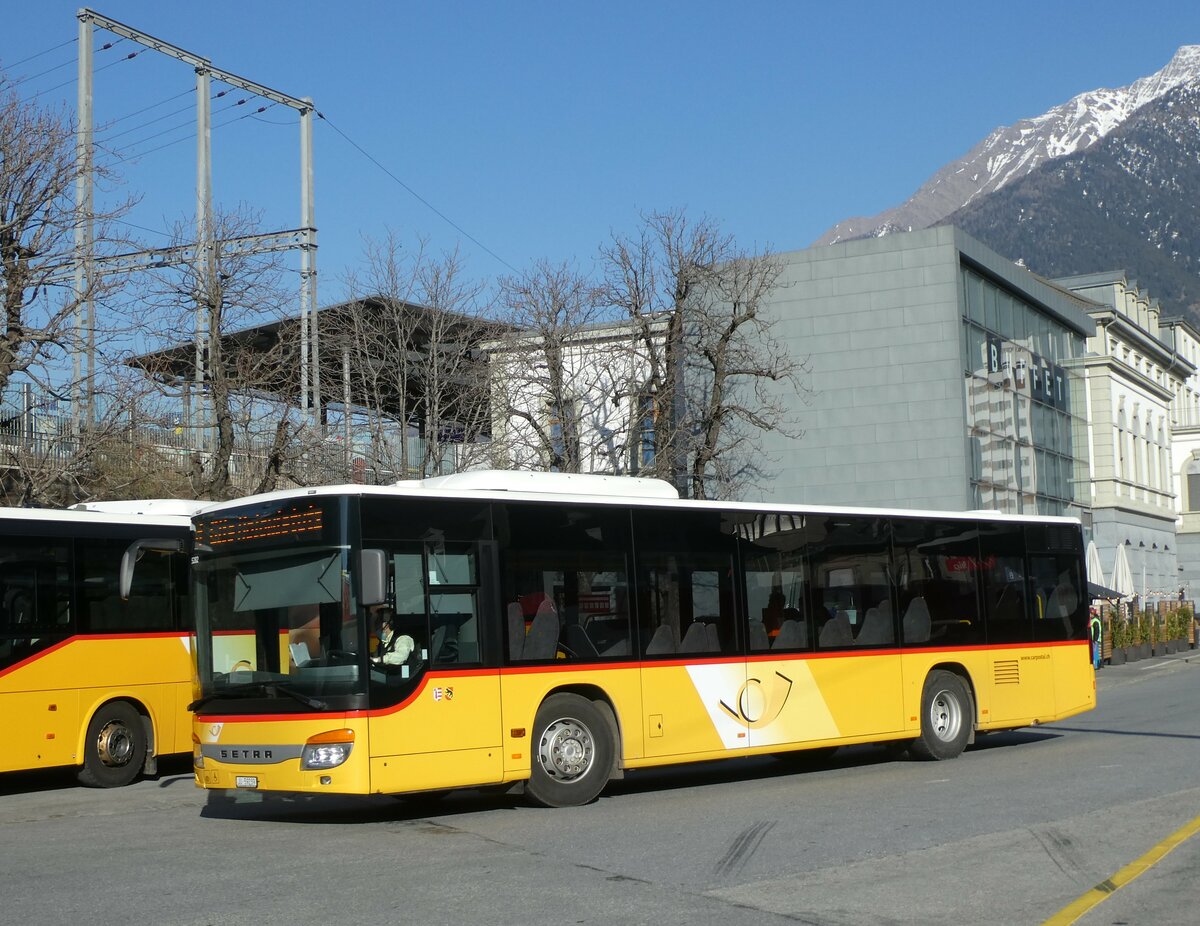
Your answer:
188;683;266;711
268;684;328;711
188;682;327;712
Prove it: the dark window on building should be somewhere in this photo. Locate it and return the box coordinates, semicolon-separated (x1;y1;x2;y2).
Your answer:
630;393;656;476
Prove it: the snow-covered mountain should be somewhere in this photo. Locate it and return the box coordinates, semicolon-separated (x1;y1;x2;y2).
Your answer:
813;45;1200;246
948;77;1200;317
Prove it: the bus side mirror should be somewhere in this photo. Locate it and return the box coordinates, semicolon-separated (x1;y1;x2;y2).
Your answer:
119;538;185;600
360;549;386;606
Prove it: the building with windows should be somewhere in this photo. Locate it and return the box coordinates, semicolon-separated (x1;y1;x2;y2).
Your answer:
1054;271;1194;601
484;316;665;476
1163;316;1200;594
749;227;1096;519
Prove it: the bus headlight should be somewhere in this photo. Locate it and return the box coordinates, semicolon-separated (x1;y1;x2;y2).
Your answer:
192;732;204;769
300;729;355;770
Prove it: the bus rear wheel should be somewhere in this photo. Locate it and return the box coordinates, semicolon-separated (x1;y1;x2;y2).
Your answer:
78;701;147;788
527;694;613;807
910;671;972;761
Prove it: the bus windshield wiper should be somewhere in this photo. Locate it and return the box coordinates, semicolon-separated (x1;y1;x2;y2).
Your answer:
189;682;327;712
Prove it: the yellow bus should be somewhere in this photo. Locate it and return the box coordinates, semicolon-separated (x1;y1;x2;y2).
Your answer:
1;500;201;787
189;471;1095;807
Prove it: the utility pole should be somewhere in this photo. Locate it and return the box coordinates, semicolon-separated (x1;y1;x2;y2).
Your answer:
73;8;320;448
72;13;94;437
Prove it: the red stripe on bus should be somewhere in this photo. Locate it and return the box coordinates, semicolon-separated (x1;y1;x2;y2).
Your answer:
0;632;190;680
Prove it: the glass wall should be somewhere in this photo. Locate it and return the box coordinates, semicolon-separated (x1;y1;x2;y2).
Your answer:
961;266;1088;516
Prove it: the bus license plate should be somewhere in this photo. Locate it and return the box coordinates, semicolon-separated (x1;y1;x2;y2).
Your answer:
235;776;259;789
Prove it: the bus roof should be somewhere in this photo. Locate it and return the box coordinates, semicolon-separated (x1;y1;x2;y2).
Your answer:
195;471;1082;527
0;501;200;529
69;499;210;518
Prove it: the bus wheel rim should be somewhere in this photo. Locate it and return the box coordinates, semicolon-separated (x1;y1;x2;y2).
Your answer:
929;689;962;743
96;719;135;768
539;717;594;781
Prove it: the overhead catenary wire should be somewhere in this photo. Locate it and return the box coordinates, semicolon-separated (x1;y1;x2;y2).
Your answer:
9;38;123;91
101;87;194;130
315;111;518;274
1;37;77;71
25;44;148;100
105;100;283;165
98;86;235;143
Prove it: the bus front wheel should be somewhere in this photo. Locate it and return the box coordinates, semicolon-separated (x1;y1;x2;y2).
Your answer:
910;671;972;761
78;701;147;788
527;694;613;808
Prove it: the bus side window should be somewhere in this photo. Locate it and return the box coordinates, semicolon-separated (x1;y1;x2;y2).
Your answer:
633;509;739;659
497;502;633;663
0;540;72;665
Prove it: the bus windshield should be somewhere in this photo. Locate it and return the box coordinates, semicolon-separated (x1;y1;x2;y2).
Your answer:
192;498;370;711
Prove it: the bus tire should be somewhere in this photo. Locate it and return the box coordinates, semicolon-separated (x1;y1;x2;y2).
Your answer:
527;694;613;808
910;671;971;761
78;701;147;788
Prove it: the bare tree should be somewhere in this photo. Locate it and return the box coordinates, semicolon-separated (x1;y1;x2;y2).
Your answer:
492;260;609;473
336;233;494;481
600;209;806;498
134;206;297;500
0;71;135;392
0;69;168;504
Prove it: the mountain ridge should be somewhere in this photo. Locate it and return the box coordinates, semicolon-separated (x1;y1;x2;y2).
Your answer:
813;46;1200;248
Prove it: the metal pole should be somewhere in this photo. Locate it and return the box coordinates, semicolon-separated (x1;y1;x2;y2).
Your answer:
300;99;319;428
342;343;352;477
73;15;94;436
196;65;212;454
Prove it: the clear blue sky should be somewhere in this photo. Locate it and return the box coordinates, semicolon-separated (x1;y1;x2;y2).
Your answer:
4;1;1198;305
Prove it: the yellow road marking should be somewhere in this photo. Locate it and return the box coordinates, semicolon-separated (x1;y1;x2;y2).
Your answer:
1042;812;1200;925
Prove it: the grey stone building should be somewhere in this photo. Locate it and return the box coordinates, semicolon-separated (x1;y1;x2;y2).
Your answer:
749;227;1096;519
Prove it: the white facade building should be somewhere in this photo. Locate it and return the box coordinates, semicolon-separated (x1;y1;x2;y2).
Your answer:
1052;272;1196;602
485;317;664;477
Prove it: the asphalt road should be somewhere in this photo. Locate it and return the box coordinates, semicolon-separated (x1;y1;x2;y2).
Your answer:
2;653;1198;926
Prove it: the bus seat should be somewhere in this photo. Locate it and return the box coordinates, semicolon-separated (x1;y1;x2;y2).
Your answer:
748;619;770;651
565;623;599;658
1047;581;1077;619
856;603;894;645
902;597;931;643
819;611;854;647
679;621;710;653
522;606;559;660
705;623;722;652
507;602;525;660
773;617;807;650
645;623;677;656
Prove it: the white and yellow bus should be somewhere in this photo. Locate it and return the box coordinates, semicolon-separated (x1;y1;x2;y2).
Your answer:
1;500;201;787
189;471;1095;807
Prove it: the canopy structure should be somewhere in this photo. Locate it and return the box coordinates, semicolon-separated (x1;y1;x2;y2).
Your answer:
1110;543;1136;601
1088;580;1124;600
128;295;506;429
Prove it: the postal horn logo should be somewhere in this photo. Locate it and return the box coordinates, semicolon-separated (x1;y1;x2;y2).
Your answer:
719;671;793;728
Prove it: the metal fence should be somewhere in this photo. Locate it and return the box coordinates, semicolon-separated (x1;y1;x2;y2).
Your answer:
0;387;478;497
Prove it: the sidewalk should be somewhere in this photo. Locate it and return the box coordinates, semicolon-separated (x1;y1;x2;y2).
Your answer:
1096;645;1199;688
